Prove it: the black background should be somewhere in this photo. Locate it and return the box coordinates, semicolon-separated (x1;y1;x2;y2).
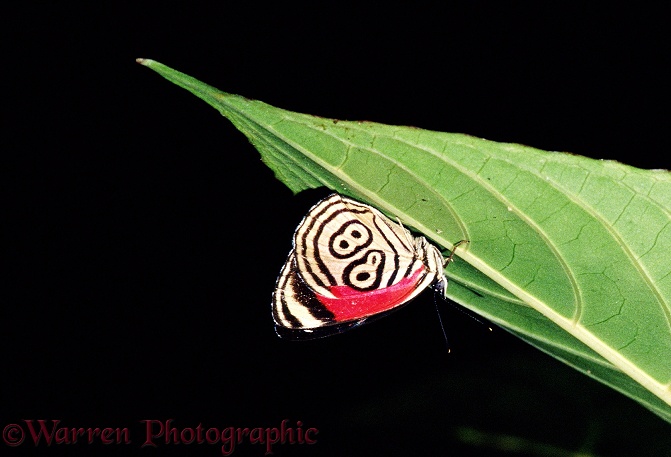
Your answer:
2;3;670;456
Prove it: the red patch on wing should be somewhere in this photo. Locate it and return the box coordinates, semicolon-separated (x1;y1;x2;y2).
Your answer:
315;267;425;322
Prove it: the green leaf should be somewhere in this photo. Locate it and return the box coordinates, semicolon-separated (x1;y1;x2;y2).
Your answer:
137;58;671;422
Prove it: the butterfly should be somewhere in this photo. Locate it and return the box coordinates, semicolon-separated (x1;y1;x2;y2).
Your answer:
272;193;465;339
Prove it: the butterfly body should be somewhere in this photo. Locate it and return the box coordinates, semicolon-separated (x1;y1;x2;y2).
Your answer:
272;194;448;338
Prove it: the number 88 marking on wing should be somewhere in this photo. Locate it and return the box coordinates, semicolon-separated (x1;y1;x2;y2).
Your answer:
272;193;464;339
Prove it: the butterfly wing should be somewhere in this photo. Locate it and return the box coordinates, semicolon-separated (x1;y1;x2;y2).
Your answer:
272;194;445;338
273;249;428;339
272;250;371;339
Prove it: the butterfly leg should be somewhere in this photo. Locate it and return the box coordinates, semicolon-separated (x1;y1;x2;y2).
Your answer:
444;239;469;266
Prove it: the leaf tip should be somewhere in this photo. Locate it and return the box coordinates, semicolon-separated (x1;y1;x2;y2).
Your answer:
135;58;153;66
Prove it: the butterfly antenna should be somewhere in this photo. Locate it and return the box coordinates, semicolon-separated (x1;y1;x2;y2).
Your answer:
433;282;452;353
445;298;494;332
435;240;493;348
432;240;469;353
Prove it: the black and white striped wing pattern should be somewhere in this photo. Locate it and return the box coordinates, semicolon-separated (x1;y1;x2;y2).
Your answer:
272;194;447;339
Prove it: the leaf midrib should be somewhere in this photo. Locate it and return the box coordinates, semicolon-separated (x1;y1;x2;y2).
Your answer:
276;117;585;322
319;119;671;338
252;111;671;403
154;61;671;404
